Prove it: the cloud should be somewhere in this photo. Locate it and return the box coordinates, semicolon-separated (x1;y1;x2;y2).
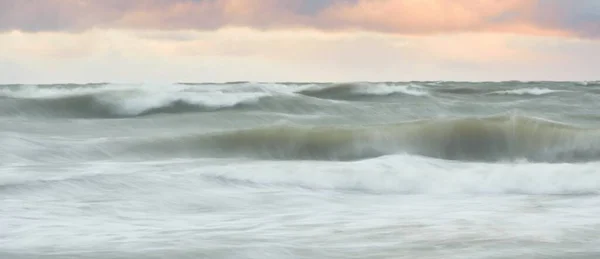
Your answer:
531;0;600;38
321;0;529;33
0;0;598;38
3;28;597;84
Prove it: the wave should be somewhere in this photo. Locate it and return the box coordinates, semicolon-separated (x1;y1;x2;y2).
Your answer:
297;83;429;99
431;87;485;95
0;83;432;118
3;156;598;195
490;87;565;96
0;92;270;118
578;81;600;87
120;115;600;163
0;83;588;118
0;85;292;118
200;155;600;195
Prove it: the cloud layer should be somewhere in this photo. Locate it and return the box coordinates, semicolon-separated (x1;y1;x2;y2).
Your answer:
2;28;598;84
1;0;598;37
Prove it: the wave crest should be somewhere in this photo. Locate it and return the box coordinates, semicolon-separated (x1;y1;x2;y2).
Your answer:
490;88;565;96
0;85;276;118
123;115;600;163
200;155;600;195
298;83;429;99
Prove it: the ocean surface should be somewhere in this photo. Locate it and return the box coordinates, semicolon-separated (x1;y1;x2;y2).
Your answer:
2;81;600;259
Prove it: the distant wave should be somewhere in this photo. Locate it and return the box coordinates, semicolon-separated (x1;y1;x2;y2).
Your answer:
490;88;565;96
121;115;600;163
0;85;291;118
578;81;600;87
297;83;429;99
0;83;432;118
0;92;270;118
0;83;588;118
355;83;429;96
432;87;485;95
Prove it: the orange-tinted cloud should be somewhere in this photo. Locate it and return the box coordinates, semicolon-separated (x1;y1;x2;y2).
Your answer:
1;28;599;83
0;0;597;38
321;0;529;33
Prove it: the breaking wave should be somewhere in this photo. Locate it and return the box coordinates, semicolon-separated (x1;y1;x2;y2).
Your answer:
0;84;295;118
121;115;600;163
490;88;565;96
0;91;270;118
432;86;485;95
3;155;599;195
0;83;433;118
200;155;600;195
0;82;589;118
297;83;429;99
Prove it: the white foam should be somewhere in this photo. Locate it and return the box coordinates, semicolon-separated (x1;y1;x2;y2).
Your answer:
353;83;429;96
200;154;600;195
0;83;293;116
0;85;119;98
103;83;299;115
577;81;600;86
97;90;271;116
491;87;564;96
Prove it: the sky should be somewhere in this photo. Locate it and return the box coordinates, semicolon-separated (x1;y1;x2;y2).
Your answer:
0;0;599;83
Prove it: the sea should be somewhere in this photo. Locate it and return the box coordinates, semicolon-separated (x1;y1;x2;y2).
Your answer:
2;81;600;259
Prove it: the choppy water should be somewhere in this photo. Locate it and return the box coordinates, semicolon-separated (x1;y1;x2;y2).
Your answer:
2;81;600;258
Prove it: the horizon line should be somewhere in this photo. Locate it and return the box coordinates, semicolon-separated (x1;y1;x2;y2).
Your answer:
1;80;599;86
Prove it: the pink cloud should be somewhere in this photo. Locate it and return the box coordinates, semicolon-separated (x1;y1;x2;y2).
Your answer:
115;0;320;30
321;0;530;33
318;0;572;37
0;0;596;38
